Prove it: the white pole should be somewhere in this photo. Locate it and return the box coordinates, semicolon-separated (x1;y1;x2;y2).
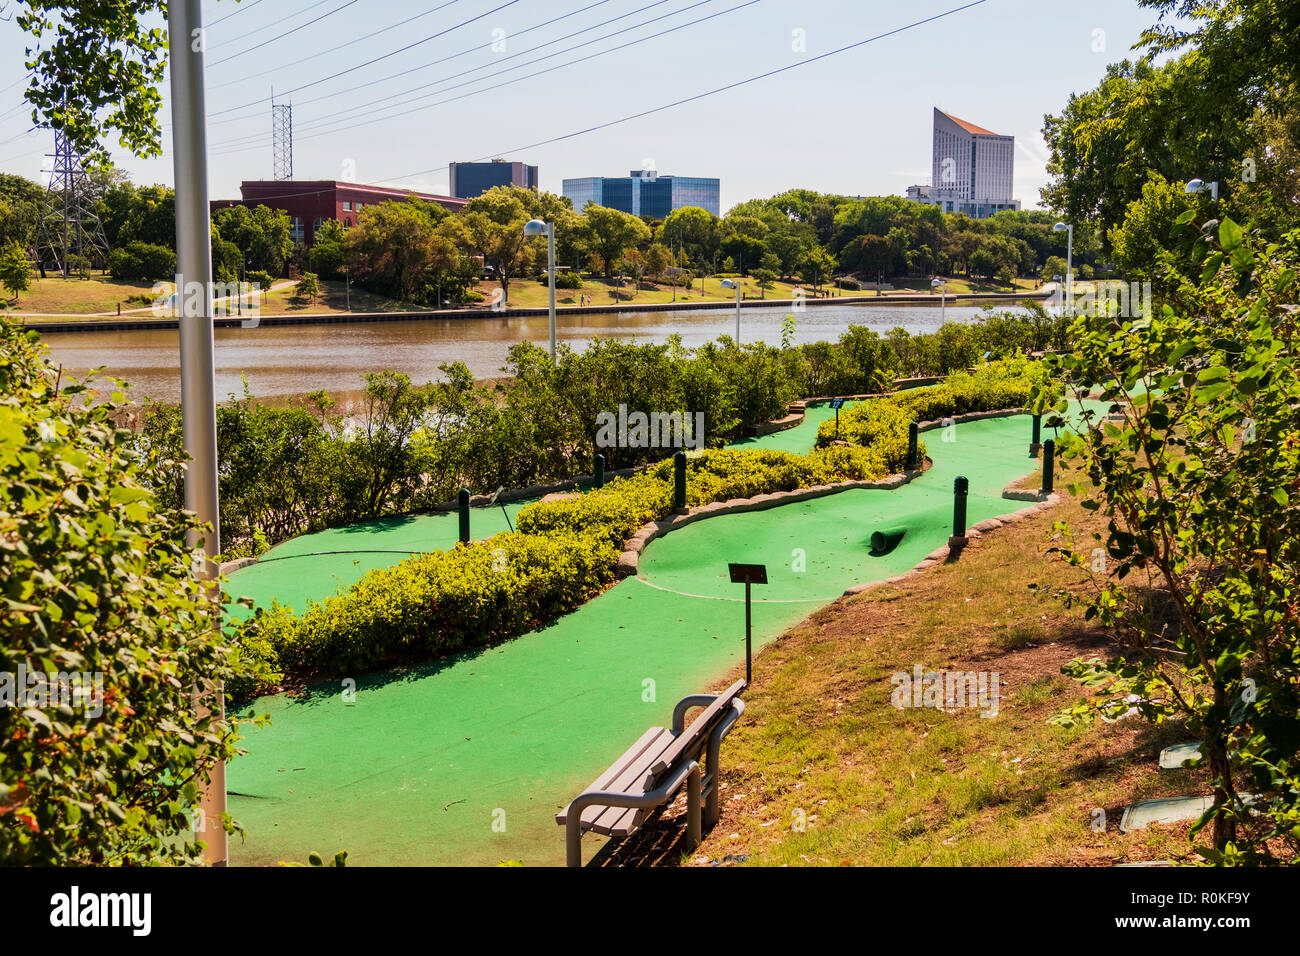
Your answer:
940;286;946;325
734;282;741;342
547;223;556;364
1065;225;1074;315
170;0;226;867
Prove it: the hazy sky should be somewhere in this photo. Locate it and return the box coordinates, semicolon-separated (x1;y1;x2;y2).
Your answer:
0;0;1167;212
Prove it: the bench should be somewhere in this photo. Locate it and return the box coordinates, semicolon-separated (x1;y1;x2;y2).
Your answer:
556;679;746;867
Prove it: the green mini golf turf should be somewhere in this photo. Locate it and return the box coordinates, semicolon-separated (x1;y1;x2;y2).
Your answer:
726;399;857;454
225;413;1060;867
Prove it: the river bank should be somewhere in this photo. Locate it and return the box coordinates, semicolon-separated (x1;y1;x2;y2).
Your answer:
20;288;1048;334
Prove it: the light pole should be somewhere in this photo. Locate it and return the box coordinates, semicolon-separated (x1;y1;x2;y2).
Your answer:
720;277;741;342
930;277;947;324
1185;178;1219;201
524;218;556;364
170;0;226;867
1053;221;1073;315
1052;274;1064;317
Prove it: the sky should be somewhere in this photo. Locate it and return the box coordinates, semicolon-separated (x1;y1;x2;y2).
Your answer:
0;0;1169;213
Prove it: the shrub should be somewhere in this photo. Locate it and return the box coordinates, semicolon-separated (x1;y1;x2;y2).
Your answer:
543;270;584;289
0;317;247;864
106;240;175;282
237;530;618;678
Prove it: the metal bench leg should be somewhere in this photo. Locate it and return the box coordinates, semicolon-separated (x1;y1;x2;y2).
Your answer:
704;700;745;828
687;762;702;850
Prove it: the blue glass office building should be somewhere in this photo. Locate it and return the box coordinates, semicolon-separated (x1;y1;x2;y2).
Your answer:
562;171;720;217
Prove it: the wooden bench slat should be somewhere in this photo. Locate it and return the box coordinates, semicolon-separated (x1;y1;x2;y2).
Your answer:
584;730;681;835
554;726;674;827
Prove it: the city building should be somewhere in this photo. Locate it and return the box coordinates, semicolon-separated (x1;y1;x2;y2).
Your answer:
449;159;539;199
562;170;720;218
210;180;466;248
905;109;1020;218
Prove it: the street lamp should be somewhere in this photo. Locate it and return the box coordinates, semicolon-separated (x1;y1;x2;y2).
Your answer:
930;277;947;325
1053;221;1073;315
524;218;556;364
1185;178;1219;201
720;277;741;342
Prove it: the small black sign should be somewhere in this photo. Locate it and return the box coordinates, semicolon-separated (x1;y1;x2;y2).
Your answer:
829;397;845;409
728;562;768;584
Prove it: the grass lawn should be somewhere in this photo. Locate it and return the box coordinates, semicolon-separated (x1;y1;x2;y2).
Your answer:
1;274;162;315
601;488;1211;867
479;274;864;310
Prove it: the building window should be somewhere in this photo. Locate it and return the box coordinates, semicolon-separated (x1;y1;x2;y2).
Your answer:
342;201;352;211
289;217;304;243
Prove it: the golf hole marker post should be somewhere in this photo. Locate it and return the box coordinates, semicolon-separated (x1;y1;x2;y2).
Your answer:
1030;414;1042;456
728;563;768;686
949;475;969;547
907;421;919;471
1041;440;1055;495
830;396;845;439
458;488;471;544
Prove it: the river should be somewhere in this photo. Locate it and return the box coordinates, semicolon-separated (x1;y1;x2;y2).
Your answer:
36;302;1014;404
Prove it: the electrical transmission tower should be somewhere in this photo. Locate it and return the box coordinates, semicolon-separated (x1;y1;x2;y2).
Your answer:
272;100;294;181
39;128;110;278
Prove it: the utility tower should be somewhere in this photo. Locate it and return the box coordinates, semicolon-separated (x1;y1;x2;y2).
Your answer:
271;99;293;181
39;128;110;278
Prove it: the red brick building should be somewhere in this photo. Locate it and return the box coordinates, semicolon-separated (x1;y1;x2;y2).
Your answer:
210;180;466;249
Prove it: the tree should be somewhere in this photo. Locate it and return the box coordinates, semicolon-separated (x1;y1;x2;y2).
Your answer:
295;271;320;305
579;205;651;281
212;204;293;277
1040;217;1300;863
657;206;722;269
309;219;348;280
643;242;673;282
0;240;34;302
12;1;167;164
451;187;535;304
347;200;444;301
968;247;996;283
753;268;778;299
857;234;892;282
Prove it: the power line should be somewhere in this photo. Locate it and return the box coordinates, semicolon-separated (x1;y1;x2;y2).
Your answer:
207;0;361;67
207;0;626;129
207;0;522;117
375;0;990;188
210;0;748;153
207;0;462;91
205;0;269;29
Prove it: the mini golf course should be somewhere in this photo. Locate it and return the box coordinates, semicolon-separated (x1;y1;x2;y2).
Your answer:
224;400;1098;866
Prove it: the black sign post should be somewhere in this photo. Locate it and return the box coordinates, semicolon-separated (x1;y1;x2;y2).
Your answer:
728;562;768;686
830;397;845;439
489;485;513;532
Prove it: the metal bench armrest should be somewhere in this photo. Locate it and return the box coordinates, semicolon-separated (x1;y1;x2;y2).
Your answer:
672;694;718;733
564;760;701;867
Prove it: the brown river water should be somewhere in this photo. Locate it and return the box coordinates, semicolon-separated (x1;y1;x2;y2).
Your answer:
35;302;1009;404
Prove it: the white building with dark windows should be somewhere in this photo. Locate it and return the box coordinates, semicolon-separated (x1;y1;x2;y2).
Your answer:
905;109;1020;218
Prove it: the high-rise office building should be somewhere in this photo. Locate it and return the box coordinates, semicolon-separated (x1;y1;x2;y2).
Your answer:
562;171;720;217
906;109;1020;218
449;159;539;199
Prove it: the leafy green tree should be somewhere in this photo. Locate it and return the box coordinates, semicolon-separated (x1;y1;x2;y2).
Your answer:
657;206;722;270
753;268;777;299
11;1;167;163
309;219;347;279
579;205;651;281
1040;217;1300;863
347;200;449;302
0;240;34;302
295;271;320;304
212;204;293;277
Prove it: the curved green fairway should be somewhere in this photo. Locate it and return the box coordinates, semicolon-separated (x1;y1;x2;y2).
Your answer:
226;413;1052;866
726;399;856;454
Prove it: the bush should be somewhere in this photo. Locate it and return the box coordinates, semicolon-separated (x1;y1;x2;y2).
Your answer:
0;317;247;864
238;530;618;678
816;356;1054;451
106;241;176;282
245;269;274;292
543;270;584;289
